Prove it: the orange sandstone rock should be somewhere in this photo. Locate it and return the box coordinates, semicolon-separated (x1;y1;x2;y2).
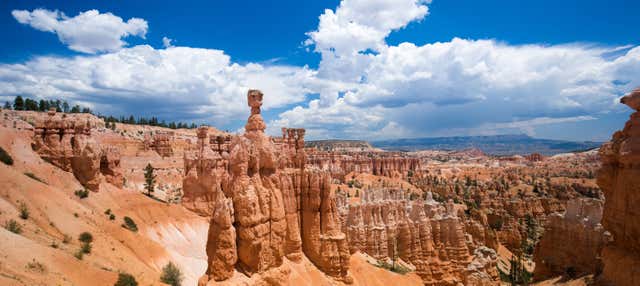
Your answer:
597;88;640;286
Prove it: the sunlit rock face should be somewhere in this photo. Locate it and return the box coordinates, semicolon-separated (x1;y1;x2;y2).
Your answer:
306;149;421;180
32;108;123;191
196;90;353;285
337;188;497;286
533;198;608;280
597;88;640;286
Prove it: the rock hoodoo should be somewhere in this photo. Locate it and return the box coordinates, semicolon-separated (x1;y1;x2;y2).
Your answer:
197;90;352;285
597;88;640;286
533;198;608;280
337;189;496;285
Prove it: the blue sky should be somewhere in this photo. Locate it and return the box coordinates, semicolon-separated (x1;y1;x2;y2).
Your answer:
1;0;639;141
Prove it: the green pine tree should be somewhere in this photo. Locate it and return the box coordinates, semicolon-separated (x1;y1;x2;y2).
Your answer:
144;163;156;196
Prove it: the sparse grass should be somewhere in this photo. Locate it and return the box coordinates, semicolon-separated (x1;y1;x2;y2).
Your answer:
4;219;22;234
374;260;411;275
24;172;46;184
122;216;138;232
160;262;183;286
18;201;29;220
0;147;13;165
74;189;89;199
26;259;46;273
114;272;138;286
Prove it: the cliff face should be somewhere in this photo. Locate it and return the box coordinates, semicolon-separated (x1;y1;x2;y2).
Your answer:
533;198;607;280
597;88;640;286
195;90;352;285
338;189;498;285
306;150;421;180
31;108;122;191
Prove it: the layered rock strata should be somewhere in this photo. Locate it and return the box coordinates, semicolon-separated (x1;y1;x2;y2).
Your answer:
339;189;495;285
533;198;607;280
196;90;352;284
306;149;421;179
32;108;122;190
597;88;640;286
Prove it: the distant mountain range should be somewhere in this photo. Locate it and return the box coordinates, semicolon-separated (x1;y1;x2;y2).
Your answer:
370;134;603;156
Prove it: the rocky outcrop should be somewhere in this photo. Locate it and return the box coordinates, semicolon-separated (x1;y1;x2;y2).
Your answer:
32;108;121;190
197;90;352;285
597;88;640;286
69;121;101;190
182;127;230;216
533;198;607;280
306;150;421;180
100;146;124;187
298;170;351;280
339;189;495;285
144;131;174;157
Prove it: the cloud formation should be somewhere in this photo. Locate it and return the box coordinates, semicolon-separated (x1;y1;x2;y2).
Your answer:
0;45;316;126
277;0;640;139
5;3;640;140
12;9;148;53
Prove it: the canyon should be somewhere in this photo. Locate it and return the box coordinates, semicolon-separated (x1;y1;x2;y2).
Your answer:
0;88;638;286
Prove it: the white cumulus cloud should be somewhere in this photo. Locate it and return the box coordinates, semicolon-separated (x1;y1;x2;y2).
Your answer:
275;0;640;140
0;45;316;126
12;8;148;54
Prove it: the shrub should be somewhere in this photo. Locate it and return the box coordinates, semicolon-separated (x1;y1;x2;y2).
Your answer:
80;242;92;254
24;172;45;184
114;272;138;286
104;209;112;215
122;216;138;232
62;234;72;244
489;218;504;231
73;249;83;260
109;214;116;220
160;262;184;286
74;189;89;199
26;259;46;273
18;201;29;220
4;219;22;234
50;241;59;248
0;147;13;165
374;260;411;275
78;232;93;243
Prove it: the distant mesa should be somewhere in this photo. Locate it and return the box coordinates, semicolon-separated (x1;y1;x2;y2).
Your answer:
305;139;374;151
371;134;602;156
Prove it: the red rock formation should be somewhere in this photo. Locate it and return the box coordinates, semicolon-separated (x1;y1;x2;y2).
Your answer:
306;149;421;180
525;153;544;162
31;108;120;190
533;198;607;280
341;189;495;285
197;90;352;284
100;146;124;187
597;88;640;286
182;127;229;216
146;131;174;157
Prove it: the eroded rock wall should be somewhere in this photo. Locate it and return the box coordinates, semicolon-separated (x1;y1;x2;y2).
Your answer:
31;108;122;191
597;88;640;286
196;90;352;284
533;198;607;280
